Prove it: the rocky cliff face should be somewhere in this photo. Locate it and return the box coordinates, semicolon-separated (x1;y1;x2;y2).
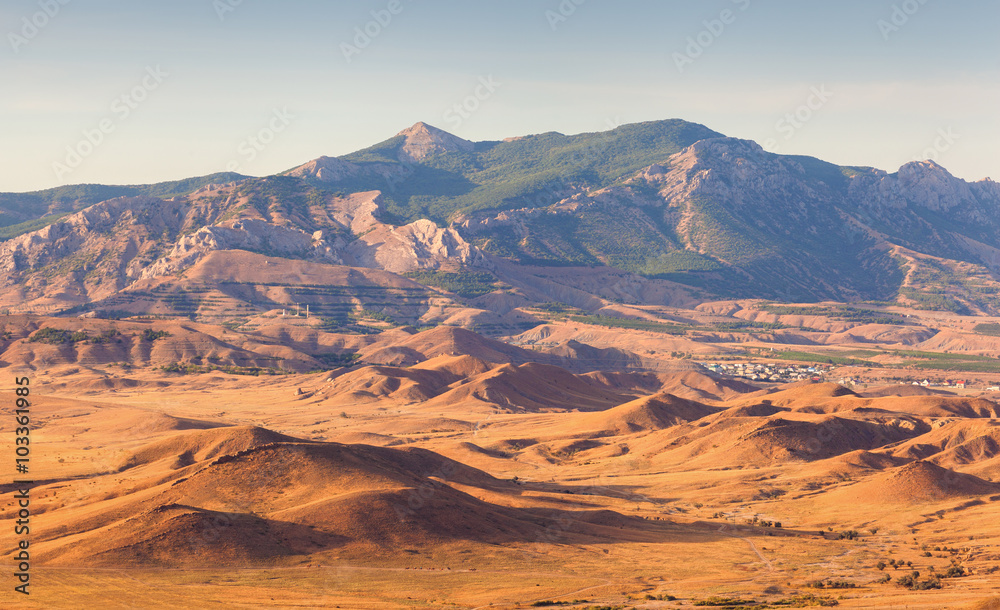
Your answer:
450;135;1000;306
849;161;995;213
342;218;489;274
0;196;192;305
0;178;492;311
137;218;348;280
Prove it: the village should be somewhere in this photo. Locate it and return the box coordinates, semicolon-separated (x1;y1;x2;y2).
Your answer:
702;361;829;383
702;360;1000;393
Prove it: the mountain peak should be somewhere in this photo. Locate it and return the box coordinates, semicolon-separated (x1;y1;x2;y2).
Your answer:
898;159;949;175
688;136;765;155
893;158;972;212
397;121;435;135
395;122;474;162
668;136;767;170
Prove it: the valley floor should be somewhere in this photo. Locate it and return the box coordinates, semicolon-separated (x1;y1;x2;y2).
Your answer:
4;307;1000;608
3;366;1000;609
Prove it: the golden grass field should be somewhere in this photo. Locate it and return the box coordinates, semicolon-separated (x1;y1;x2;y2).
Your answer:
4;307;1000;608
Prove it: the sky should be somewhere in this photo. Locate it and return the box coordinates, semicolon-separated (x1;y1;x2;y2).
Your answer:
1;0;997;192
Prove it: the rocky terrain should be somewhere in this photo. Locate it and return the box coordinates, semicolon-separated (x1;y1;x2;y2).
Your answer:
2;119;1000;326
4;119;1000;608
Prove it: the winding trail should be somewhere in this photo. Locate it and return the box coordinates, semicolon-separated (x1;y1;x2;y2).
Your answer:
715;526;774;571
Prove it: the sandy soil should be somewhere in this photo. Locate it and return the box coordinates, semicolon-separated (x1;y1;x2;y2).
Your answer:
3;311;1000;608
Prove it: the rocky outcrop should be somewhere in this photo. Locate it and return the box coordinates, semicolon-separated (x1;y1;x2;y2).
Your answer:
344;219;489;274
0;196;184;276
284;156;362;182
849;161;981;212
138;219;349;279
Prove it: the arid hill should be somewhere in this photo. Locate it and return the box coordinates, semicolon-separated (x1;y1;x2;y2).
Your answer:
825;460;1000;504
24;425;661;569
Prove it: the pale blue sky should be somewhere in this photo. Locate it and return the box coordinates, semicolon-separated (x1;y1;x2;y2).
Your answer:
2;0;997;192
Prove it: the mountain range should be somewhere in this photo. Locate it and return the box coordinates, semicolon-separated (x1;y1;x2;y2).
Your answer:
3;119;1000;324
8;120;1000;608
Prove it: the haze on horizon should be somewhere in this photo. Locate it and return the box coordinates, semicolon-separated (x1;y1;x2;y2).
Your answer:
2;0;997;192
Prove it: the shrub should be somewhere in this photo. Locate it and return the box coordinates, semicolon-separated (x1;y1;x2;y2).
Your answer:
805;580;856;589
403;270;499;299
29;327;88;344
89;330;122;344
897;571;942;590
141;328;171;341
694;597;758;607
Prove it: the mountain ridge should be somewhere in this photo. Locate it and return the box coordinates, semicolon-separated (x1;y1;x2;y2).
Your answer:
3;118;1000;320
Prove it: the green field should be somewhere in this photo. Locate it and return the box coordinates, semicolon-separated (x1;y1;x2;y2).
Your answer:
764;350;879;367
973;323;1000;337
890;349;1000;373
566;314;689;335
